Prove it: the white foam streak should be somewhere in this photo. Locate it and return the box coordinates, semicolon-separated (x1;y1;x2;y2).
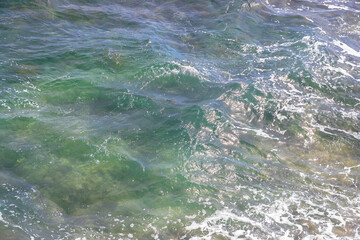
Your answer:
186;208;266;240
241;127;279;140
311;122;360;140
333;40;360;58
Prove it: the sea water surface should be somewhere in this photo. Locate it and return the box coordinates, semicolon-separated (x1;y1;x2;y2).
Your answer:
0;0;359;239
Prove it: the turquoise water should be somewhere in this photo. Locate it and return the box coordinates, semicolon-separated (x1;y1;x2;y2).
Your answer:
0;0;359;239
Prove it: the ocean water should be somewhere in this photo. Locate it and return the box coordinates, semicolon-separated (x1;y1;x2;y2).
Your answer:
0;0;359;239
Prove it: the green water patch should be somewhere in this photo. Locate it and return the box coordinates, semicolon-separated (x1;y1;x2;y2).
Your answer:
0;147;21;169
0;116;96;163
0;117;205;216
18;49;105;73
39;78;155;113
133;62;222;101
220;83;297;131
0;100;218;216
0;0;40;10
0;108;221;238
288;70;359;106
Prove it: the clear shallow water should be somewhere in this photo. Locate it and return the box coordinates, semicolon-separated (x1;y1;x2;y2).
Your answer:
0;0;359;239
